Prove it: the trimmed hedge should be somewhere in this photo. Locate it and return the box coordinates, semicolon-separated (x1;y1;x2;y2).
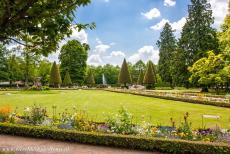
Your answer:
0;123;230;154
105;89;230;108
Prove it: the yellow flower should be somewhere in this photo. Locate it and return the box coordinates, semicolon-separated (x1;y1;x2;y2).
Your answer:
152;127;158;132
179;132;185;137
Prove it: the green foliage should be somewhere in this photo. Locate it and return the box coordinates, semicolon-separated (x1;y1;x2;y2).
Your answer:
0;44;9;81
63;71;72;87
149;61;157;83
171;49;190;87
59;40;88;85
38;60;51;85
131;60;146;84
49;61;62;88
0;0;94;56
143;61;156;89
85;69;95;87
175;0;219;87
107;107;135;135
7;55;24;83
118;59;132;87
188;51;226;89
0;123;230;154
219;1;230;64
137;69;144;85
23;105;47;125
157;23;177;86
177;112;193;140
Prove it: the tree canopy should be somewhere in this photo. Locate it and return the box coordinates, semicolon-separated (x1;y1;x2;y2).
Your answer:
157;23;177;86
175;0;219;87
59;40;88;85
0;0;95;56
188;51;228;91
0;44;9;81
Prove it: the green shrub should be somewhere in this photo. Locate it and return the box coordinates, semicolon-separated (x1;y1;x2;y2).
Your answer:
107;107;135;134
0;123;229;154
23;105;47;125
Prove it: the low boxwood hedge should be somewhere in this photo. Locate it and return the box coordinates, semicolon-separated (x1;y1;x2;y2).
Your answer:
105;89;230;108
0;123;229;154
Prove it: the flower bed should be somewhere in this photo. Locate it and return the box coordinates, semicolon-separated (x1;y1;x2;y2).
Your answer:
105;89;230;108
0;123;230;154
0;105;230;144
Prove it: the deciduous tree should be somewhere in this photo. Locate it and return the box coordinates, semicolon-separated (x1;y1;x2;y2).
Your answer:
59;40;88;85
0;0;94;55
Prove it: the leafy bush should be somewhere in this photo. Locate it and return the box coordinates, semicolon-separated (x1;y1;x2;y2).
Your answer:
0;123;229;154
23;105;47;125
107;107;135;135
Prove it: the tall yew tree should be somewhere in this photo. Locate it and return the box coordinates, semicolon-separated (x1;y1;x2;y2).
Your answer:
118;59;132;88
157;23;176;87
174;0;219;87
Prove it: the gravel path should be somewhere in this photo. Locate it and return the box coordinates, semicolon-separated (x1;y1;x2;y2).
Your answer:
0;135;161;154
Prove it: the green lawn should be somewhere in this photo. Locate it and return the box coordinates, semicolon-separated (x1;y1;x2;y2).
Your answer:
0;90;229;128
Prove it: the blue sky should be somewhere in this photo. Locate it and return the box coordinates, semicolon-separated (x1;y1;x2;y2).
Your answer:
48;0;228;66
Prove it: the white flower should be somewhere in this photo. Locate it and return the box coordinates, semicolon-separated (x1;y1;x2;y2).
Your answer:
24;107;30;112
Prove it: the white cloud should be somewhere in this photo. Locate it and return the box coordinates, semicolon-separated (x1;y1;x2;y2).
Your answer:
87;54;103;66
141;8;161;20
150;19;169;30
94;44;111;54
164;0;176;7
128;46;159;64
110;51;126;57
208;0;228;29
150;17;186;31
171;17;186;31
93;38;111;54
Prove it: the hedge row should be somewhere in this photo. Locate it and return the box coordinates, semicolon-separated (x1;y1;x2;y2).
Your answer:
105;89;230;108
0;123;230;154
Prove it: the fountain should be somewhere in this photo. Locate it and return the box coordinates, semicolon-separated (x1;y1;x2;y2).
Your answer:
102;74;107;85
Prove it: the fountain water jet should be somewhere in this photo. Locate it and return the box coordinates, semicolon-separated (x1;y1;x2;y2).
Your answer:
102;74;107;85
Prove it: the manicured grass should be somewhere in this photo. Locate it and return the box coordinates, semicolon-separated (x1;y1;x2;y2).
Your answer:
0;90;229;128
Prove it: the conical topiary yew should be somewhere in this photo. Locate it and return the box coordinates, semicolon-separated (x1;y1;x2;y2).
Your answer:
143;61;156;89
118;58;132;88
137;69;144;85
86;69;95;87
63;71;72;87
49;61;62;88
